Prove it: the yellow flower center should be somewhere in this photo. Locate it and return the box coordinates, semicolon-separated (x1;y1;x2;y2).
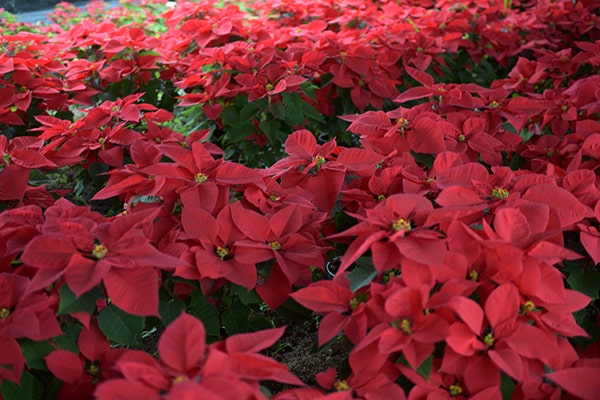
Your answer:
93;244;108;259
348;293;366;311
215;246;229;260
194;172;208;184
392;218;411;233
334;379;349;391
393;318;412;335
491;187;509;200
458;134;466;142
400;319;412;334
313;155;326;169
489;100;500;109
0;307;10;319
468;269;479;281
87;363;100;376
484;332;495;347
377;194;385;202
521;300;536;313
268;241;281;250
449;384;463;396
173;375;188;384
397;117;409;127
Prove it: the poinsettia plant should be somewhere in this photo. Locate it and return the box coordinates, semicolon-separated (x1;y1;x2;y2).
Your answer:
0;0;599;399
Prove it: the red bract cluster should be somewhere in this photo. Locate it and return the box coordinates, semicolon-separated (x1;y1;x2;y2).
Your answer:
1;0;600;399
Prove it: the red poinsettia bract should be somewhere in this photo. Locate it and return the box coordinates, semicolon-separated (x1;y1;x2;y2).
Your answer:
94;312;303;400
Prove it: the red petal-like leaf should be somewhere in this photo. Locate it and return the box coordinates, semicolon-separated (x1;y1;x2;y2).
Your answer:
0;164;29;200
318;313;349;346
78;323;111;362
446;323;482;356
408;118;445;154
447;296;484;334
45;350;83;383
158;312;206;373
488;347;523;381
181;206;217;243
225;326;285;354
291;283;350;313
215;161;264;188
546;366;600;400
92;175;146;200
22;235;74;270
230;203;270;241
505;323;558;364
270;205;302;239
540;311;590;338
493;208;531;245
337;148;383;172
464;356;500;395
95;379;160;400
11;149;56;168
285;129;317;160
580;228;600;265
346;111;389;136
103;268;160;317
405;65;434;87
522;184;592;228
485;284;519;328
435;186;482;207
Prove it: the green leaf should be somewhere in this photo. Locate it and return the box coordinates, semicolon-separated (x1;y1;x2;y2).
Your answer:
416;354;434;379
224;113;253;142
259;119;283;145
268;100;286;120
567;267;600;299
159;298;186;326
302;101;326;123
519;127;534;143
282;93;305;126
276;297;314;321
188;296;220;338
348;259;377;292
500;372;515;400
221;303;250;335
300;81;319;100
57;284;104;316
240;98;264;123
133;195;163;205
98;304;145;347
220;106;240;127
188;289;207;309
0;371;35;400
260;385;273;397
230;285;262;305
509;153;526;171
248;316;275;332
410;151;435;169
20;339;54;370
53;323;83;353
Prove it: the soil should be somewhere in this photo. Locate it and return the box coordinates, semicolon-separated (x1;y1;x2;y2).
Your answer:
262;319;349;395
